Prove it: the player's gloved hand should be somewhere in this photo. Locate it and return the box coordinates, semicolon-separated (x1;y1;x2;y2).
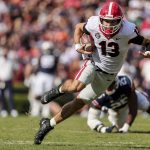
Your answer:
118;123;130;133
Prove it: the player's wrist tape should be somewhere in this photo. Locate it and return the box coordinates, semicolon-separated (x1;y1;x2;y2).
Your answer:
75;43;81;50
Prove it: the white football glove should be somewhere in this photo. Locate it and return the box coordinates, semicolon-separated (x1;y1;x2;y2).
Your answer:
119;123;130;133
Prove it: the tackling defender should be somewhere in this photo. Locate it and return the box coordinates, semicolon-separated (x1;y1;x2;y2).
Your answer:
34;1;150;144
87;75;150;133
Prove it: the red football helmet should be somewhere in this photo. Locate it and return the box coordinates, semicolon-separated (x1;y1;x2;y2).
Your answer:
99;2;123;35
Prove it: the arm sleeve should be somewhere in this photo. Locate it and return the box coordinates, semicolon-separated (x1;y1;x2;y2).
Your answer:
84;16;98;34
128;35;144;45
129;35;150;51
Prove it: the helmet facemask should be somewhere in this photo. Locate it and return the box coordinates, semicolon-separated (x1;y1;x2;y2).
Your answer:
100;17;122;35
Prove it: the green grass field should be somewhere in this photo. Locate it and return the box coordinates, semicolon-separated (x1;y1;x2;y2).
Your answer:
0;114;150;150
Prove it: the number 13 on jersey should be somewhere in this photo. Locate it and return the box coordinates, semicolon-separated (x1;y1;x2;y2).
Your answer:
99;41;120;57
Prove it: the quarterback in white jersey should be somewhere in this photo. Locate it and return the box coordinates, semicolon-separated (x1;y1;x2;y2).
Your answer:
34;2;150;145
84;17;138;74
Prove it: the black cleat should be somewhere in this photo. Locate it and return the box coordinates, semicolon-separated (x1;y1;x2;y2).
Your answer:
41;88;64;104
34;118;54;145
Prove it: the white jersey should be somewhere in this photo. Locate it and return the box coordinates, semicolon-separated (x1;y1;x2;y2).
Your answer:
85;16;138;74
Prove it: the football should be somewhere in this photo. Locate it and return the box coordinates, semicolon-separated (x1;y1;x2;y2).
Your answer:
80;33;95;52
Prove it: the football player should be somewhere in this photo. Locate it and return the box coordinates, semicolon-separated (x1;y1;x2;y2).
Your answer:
24;41;60;117
87;75;150;133
34;2;150;144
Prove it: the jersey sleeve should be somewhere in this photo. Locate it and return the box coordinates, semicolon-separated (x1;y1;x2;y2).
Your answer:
122;20;139;40
128;24;139;40
92;93;111;109
85;16;99;33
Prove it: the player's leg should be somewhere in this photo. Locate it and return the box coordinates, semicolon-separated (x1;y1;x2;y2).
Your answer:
34;77;113;144
34;61;94;144
49;72;116;133
34;79;87;144
34;97;85;144
41;60;93;104
34;61;116;144
41;79;86;104
34;82;97;144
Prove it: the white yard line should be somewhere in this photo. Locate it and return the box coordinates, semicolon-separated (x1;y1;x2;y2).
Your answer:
0;140;150;149
0;140;136;145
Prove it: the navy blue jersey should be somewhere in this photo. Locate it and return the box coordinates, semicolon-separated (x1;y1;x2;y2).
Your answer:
38;54;58;74
93;76;132;110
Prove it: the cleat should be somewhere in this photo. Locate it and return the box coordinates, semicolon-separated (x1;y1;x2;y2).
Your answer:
34;118;54;145
41;87;64;104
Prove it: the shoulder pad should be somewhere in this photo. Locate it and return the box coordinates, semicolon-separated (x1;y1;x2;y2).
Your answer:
85;16;99;32
121;20;137;38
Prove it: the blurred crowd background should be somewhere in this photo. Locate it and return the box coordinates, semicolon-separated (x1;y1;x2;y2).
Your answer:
0;0;150;118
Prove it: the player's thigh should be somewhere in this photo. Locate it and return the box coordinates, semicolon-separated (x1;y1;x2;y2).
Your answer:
75;60;95;85
78;73;116;103
92;72;116;95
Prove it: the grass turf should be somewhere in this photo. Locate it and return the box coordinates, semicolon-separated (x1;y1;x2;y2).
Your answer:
0;114;150;150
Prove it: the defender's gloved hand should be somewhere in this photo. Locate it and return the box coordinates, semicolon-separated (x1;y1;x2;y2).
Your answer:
119;123;130;133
